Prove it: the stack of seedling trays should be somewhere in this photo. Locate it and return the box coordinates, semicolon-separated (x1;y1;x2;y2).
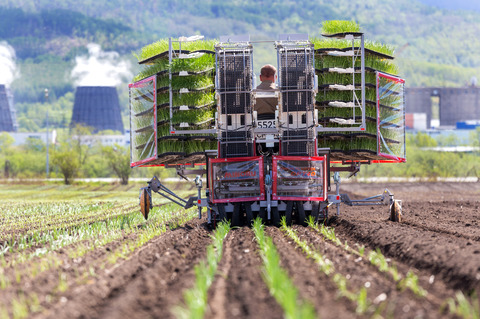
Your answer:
130;39;218;166
312;21;404;162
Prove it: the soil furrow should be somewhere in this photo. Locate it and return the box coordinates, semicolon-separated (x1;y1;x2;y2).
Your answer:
335;215;480;291
295;225;455;318
37;218;211;319
206;227;283;319
265;227;359;319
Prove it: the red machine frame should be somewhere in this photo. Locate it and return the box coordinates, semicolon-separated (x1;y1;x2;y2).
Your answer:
376;72;406;163
129;75;158;168
272;156;328;201
209;156;265;204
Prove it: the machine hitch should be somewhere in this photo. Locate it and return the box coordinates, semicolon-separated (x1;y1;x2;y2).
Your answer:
139;175;208;220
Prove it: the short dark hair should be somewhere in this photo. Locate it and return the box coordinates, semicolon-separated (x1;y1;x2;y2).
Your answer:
260;64;276;78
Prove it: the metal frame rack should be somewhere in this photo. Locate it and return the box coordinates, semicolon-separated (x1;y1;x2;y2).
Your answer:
316;32;366;132
275;34;317;156
215;35;255;158
168;36;216;135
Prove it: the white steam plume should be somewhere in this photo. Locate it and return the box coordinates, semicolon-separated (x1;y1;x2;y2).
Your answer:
0;41;19;87
71;43;132;87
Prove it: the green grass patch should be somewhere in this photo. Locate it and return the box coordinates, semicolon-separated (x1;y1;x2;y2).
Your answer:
157;91;215;107
315;55;398;75
321;20;361;35
135;39;216;62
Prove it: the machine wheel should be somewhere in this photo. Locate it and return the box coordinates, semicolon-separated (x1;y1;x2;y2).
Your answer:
232;203;242;227
285;201;294;225
259;207;267;224
245;203;254;227
311;201;320;222
217;204;226;222
139;188;151;220
296;201;307;226
271;207;280;227
390;200;402;222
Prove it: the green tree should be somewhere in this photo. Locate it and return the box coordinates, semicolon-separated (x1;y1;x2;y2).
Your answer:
51;142;80;184
50;124;92;184
101;144;131;184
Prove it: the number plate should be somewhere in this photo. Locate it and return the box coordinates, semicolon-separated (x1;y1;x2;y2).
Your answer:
257;120;275;128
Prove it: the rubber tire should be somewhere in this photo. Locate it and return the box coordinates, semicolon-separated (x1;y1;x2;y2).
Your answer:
311;201;320;223
259;207;267;224
390;200;402;222
271;207;281;227
245;203;254;227
285;201;294;225
232;203;242;227
296;201;307;226
217;204;226;222
139;188;150;220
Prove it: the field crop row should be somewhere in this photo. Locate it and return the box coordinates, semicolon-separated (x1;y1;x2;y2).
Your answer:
0;193;198;319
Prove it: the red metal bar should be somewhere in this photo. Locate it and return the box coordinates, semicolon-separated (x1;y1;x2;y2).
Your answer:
378;72;405;83
209;156;265;203
272;155;326;201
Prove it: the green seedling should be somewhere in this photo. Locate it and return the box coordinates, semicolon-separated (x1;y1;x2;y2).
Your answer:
254;218;317;319
174;221;230;319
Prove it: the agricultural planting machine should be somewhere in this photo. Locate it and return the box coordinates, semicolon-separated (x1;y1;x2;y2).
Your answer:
130;31;405;227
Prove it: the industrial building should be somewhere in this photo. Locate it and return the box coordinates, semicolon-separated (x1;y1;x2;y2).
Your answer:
0;84;17;132
71;86;124;133
406;86;480;129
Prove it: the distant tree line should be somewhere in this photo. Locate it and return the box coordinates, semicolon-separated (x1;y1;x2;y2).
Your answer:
0;129;479;184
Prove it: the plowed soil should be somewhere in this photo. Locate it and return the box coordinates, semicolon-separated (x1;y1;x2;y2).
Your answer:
4;182;479;318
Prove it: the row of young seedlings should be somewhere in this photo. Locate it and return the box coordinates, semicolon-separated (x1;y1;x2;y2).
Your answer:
0;202;136;255
174;218;317;319
173;221;230;319
0;205;198;319
1;183;198;257
0;201;118;235
1;203;192;286
252;219;317;319
306;218;479;319
280;218;372;315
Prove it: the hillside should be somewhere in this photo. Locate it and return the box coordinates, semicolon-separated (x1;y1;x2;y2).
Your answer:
1;0;480;131
417;0;480;13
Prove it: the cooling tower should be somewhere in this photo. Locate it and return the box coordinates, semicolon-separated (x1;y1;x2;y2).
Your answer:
0;84;16;132
71;86;124;133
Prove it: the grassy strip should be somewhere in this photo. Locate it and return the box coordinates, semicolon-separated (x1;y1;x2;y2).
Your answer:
315;55;398;77
321;20;361;34
173;221;230;319
281;219;372;315
135;39;216;62
253;218;317;319
308;219;428;297
157;91;215;107
157;106;215;124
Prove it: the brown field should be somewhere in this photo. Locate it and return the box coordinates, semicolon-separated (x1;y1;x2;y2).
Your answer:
1;182;479;318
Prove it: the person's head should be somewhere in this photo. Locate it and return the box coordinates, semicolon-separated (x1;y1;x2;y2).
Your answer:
260;64;276;82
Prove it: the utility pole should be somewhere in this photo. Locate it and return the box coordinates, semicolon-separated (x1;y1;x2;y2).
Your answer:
45;88;49;179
